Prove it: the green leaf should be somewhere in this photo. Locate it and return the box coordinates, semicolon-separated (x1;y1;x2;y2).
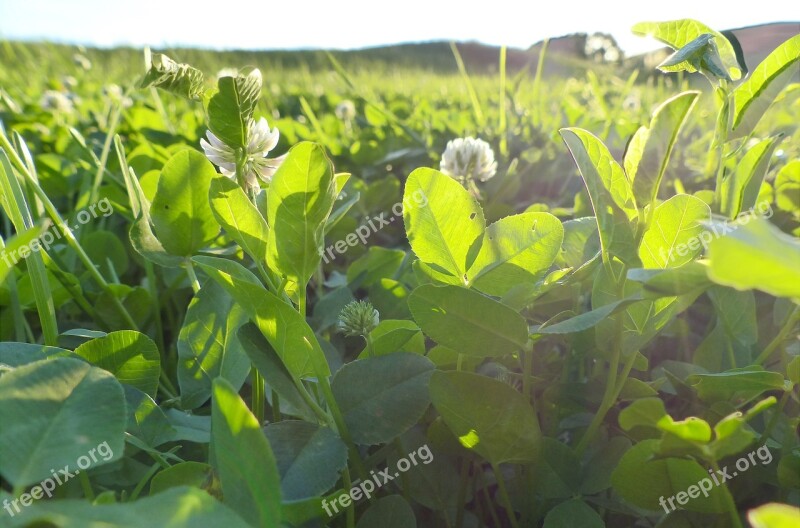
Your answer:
0;342;76;367
536;438;581;498
124;386;175;448
0;358;125;487
356;495;416;528
151;149;220;257
149;462;215;495
429;371;540;465
632;19;742;80
788;356;800;384
403;167;484;280
581;436;632;495
611;439;726;513
708;286;758;347
534;296;644;335
347;247;406;287
408;284;529;357
543;498;604;528
115;138;183;267
267;142;337;288
639;194;711;268
657;34;731;81
0;222;46;284
748;503;800;528
128;200;185;267
75;330;161;398
706;218;800;299
207;69;261;149
211;378;281;527
619;397;667;431
141;51;206;100
263;421;347;500
709;400;775;459
209;175;269;266
177;280;250;409
332;352;434;445
467;212;564;296
720;136;782;218
624;91;699;209
389;431;461;512
237;323;317;422
731;35;800;138
626;262;713;296
369;278;413;320
559;217;600;269
689;367;786;402
560;128;638;264
8;487;250;528
164;409;211;444
361;320;425;358
657;415;712;443
774;160;800;214
193;256;331;379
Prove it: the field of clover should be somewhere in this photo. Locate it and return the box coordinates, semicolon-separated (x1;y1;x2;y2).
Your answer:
0;17;799;528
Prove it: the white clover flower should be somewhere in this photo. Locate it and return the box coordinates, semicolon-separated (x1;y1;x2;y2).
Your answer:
103;84;133;108
335;100;356;121
73;53;92;70
61;75;78;89
200;117;285;192
440;137;498;183
39;90;74;113
622;90;641;113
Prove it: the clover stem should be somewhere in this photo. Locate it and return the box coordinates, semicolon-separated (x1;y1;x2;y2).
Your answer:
576;265;633;455
364;332;375;357
756;306;799;366
78;471;95;501
184;258;201;293
252;370;265;424
454;459;471;528
492;464;519;528
759;390;790;444
711;459;744;528
318;374;368;481
476;466;501;527
341;467;356;528
271;390;281;422
710;88;731;210
521;343;542;439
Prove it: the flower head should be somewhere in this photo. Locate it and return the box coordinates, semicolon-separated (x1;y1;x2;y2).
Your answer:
335;100;356;121
440;137;497;184
200;117;285;193
73;53;92;70
338;300;380;337
39;90;74;113
103;84;133;108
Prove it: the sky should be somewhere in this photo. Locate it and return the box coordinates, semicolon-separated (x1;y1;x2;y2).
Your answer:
0;0;797;56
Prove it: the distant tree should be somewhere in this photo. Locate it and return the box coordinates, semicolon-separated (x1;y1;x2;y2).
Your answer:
584;32;624;64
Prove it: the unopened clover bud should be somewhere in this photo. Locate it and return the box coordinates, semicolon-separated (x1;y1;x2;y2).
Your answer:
338;300;379;337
